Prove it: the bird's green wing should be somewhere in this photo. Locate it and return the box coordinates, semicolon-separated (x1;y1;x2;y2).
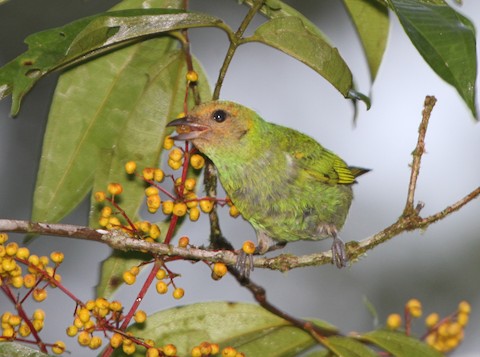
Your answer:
284;131;358;185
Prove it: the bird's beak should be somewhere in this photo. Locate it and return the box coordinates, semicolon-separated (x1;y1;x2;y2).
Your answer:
167;117;209;141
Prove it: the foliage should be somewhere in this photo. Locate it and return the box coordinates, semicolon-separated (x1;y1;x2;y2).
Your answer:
0;0;477;356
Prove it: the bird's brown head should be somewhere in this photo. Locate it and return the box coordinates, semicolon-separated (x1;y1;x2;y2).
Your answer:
167;101;255;154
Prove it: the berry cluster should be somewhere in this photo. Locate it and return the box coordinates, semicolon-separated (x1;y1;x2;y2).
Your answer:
386;298;471;353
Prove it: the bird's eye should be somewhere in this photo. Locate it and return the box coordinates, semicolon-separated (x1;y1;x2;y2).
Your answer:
212;110;227;123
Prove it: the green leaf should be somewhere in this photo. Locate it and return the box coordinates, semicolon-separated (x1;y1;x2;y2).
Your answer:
388;0;477;118
0;7;226;116
248;17;355;98
32;0;211;226
342;0;389;81
114;302;319;357
324;336;378;357
0;342;49;357
360;330;444;357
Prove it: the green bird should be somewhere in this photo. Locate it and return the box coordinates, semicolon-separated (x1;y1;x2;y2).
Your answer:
168;101;369;273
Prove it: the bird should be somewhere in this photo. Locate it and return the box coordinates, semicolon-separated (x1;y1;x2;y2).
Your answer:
168;100;369;275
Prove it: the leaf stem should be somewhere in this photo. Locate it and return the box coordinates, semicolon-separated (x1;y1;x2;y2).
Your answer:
212;0;265;99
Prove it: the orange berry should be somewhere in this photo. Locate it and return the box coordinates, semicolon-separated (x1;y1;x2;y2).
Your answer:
125;161;137;174
186;70;199;82
190;154;205;169
213;262;228;278
386;313;402;330
163;136;174;150
173;287;185;300
107;183;123;196
156;281;168;294
143;167;155;180
242;240;256;255
406;298;422;318
178;236;190;248
199;199;214;213
94;191;106;202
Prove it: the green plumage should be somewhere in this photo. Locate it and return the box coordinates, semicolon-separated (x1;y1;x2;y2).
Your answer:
168;100;369;265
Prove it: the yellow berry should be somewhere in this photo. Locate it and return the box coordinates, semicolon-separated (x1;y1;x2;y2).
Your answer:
143;167;155;181
190;154;205;169
156;269;167;280
77;308;91;323
425;313;439;328
186;70;199;82
168;159;182;170
210;343;219;354
184;178;196;191
50;251;65;264
11;275;24;288
199;341;213;355
153;168;164;182
185;192;198;208
169;148;183;162
32;288;47;302
191;346;202;357
457;312;469;326
213;262;228;278
156;281;168;294
5;242;18;256
386;313;402;330
100;206;112;218
222;347;237;357
123;271;136;285
242;240;256;255
138;222;151;234
2;326;14;338
122;343;136;355
163;343;177;356
109;300;123;312
199;199;214;213
149;224;161;240
189;207;200;221
178;236;190;248
66;325;78;337
147;347;160;357
94;191;106;202
162;200;174;215
134;310;147;323
7;314;21;326
406;298;422;318
2;257;16;272
108;216;121;227
18;323;31;337
73;317;84;329
163;136;174;150
125;161;137;174
89;335;103;350
145;186;159;197
107;183;123;196
173;287;185;300
173;202;188;217
16;247;30;260
110;333;123;348
0;233;8;244
458;301;471;314
78;331;92;346
96;297;109;309
52;341;66;354
229;205;241;218
98;216;109;227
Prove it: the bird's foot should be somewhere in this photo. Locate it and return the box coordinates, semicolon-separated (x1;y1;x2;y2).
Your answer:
331;235;348;268
235;250;254;279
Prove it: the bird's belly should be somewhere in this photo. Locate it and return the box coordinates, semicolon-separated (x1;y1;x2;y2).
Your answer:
230;183;353;243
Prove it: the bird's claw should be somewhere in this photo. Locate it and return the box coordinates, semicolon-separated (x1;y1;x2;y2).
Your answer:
331;236;348;268
235;250;254;279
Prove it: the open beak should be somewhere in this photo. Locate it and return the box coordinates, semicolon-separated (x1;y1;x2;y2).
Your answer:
167;117;209;141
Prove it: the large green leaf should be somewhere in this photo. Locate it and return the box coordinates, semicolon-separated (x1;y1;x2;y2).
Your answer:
0;6;226;116
248;16;353;98
113;302;319;357
342;0;389;81
31;0;211;225
0;342;48;357
388;0;477;118
361;330;444;357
